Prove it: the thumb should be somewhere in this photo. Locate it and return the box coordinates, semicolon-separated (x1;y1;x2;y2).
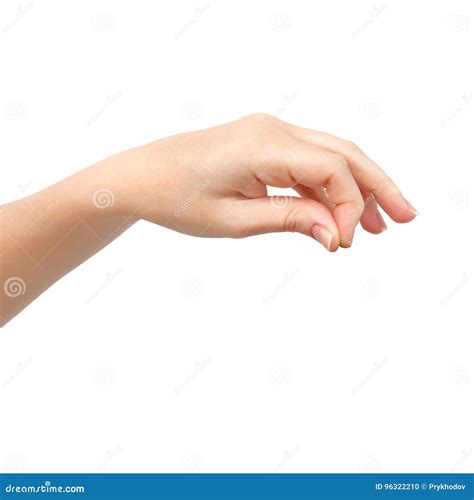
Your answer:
233;196;340;251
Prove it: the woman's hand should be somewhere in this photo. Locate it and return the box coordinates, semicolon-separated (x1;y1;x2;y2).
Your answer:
112;113;417;250
1;113;417;325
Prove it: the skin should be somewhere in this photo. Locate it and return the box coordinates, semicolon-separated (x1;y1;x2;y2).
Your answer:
0;113;417;326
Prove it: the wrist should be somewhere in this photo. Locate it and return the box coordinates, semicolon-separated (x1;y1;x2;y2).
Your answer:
70;147;148;221
77;139;180;227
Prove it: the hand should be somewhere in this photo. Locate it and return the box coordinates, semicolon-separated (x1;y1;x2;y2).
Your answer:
113;113;417;250
0;113;417;325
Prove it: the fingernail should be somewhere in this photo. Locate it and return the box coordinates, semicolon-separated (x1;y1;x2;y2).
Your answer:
404;198;419;216
311;224;333;251
375;211;387;232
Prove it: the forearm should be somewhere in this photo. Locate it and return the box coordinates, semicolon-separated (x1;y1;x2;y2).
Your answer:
0;153;139;326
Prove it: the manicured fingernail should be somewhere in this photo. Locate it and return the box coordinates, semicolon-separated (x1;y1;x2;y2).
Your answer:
375;211;387;231
404;198;418;216
311;224;333;251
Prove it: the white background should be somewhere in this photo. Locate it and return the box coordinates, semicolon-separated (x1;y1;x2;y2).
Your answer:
0;0;473;473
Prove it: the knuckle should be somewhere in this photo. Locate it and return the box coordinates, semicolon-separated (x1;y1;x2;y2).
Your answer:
244;113;282;132
248;112;276;123
343;140;361;154
368;180;397;197
330;154;350;171
248;139;281;170
367;181;385;194
241;113;283;154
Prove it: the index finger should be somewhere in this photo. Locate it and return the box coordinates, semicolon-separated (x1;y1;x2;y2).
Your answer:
287;126;418;223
